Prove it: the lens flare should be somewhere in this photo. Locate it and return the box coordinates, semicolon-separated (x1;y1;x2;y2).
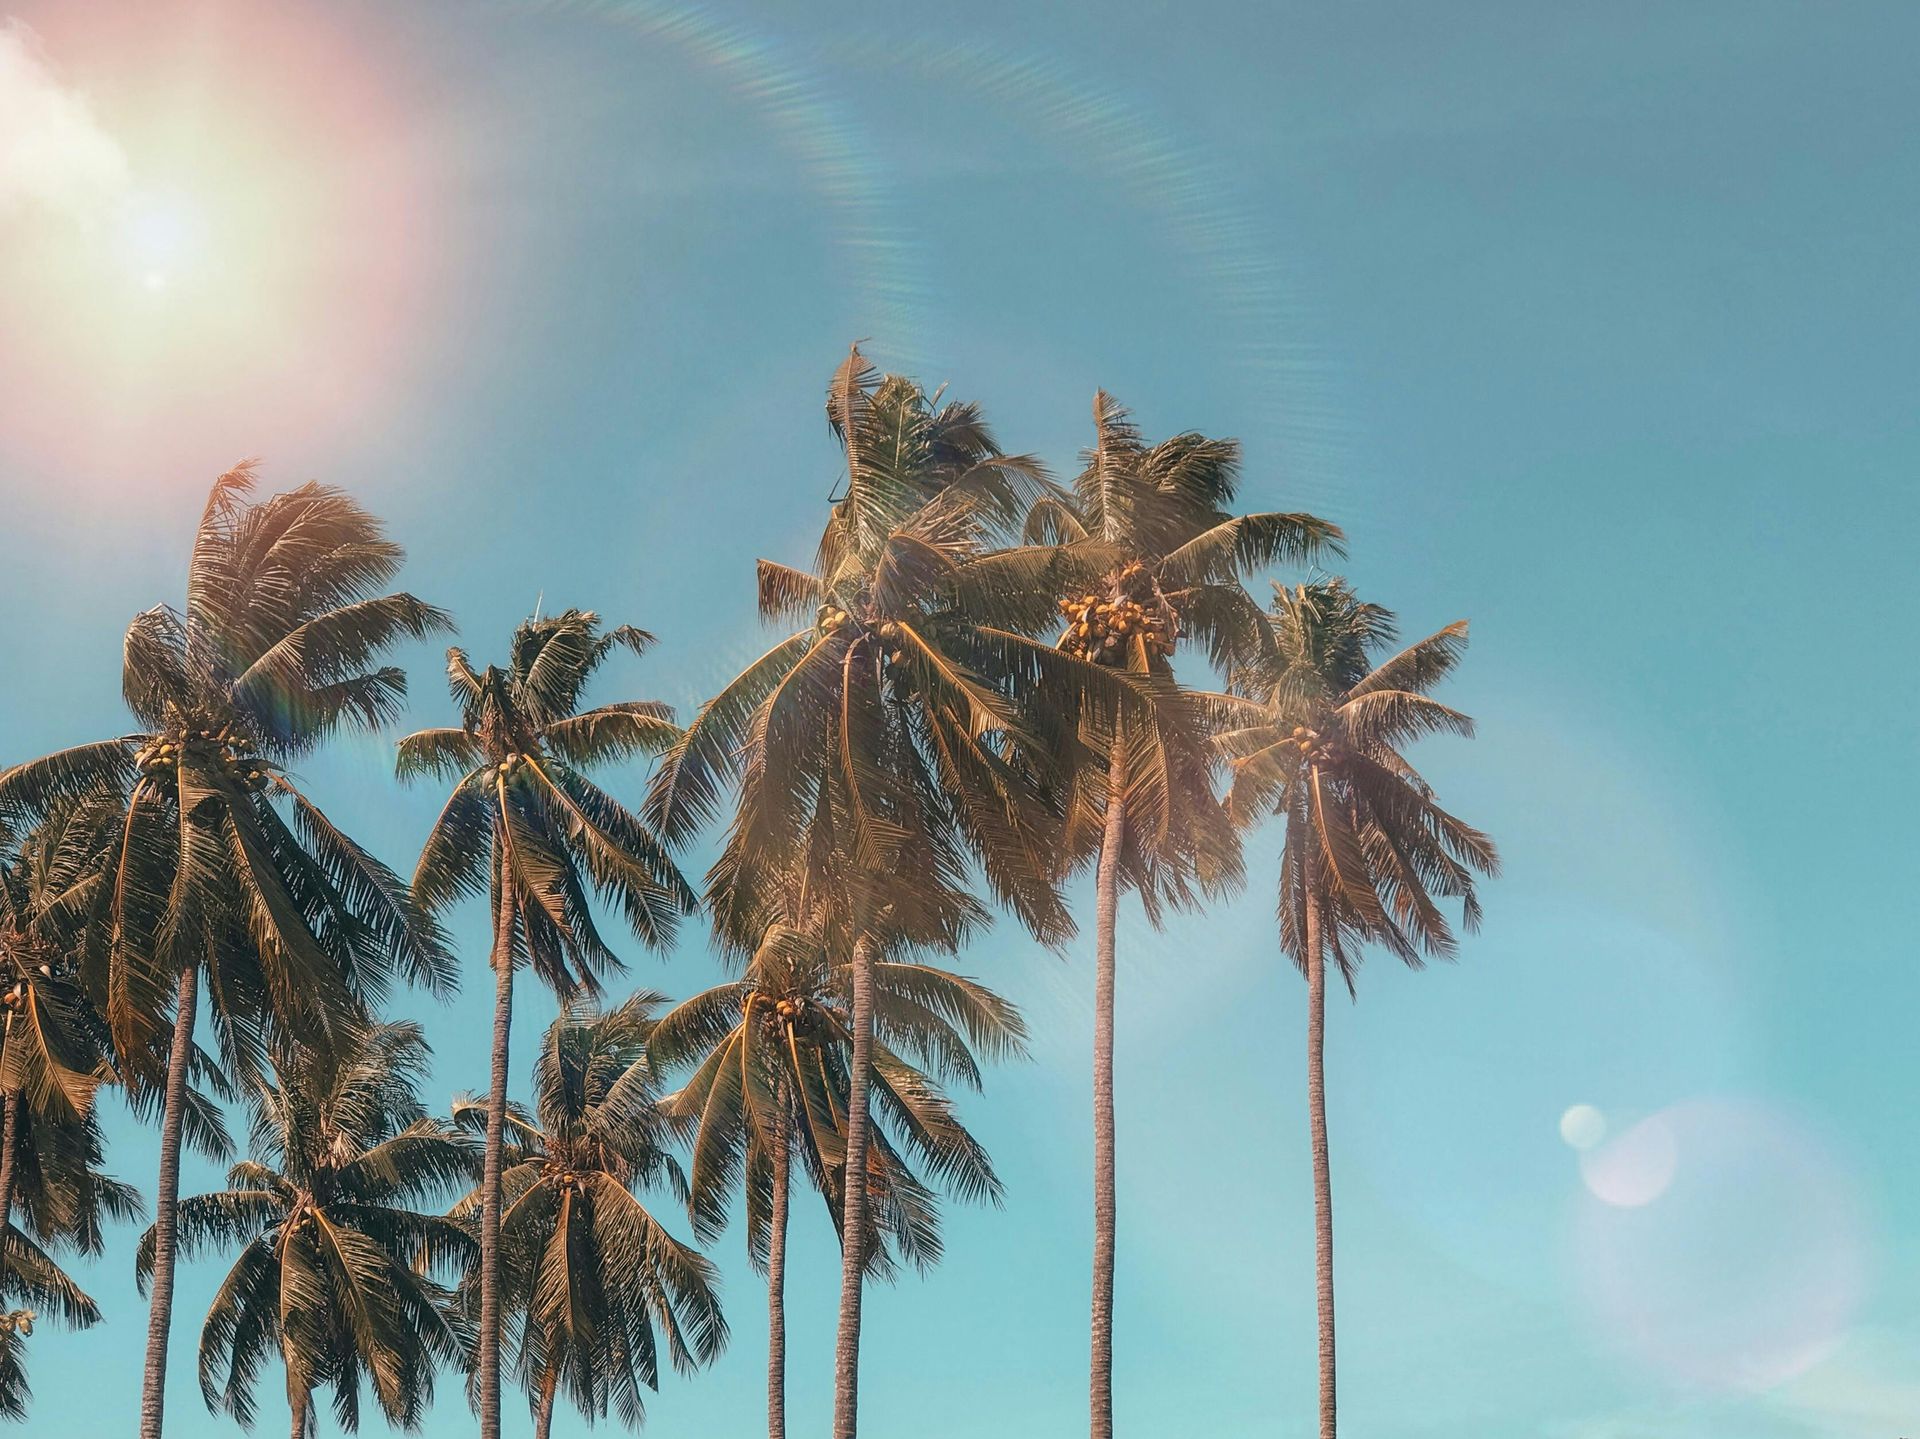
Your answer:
1578;1112;1677;1207
1570;1098;1870;1391
1559;1103;1608;1150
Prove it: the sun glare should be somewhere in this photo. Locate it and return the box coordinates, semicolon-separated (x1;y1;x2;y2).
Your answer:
119;188;206;293
0;4;436;476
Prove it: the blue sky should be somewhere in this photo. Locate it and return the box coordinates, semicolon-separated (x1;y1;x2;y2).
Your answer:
2;1;1917;1434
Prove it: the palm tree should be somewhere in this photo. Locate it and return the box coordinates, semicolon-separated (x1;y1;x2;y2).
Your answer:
648;348;1158;1437
0;465;456;1439
397;608;698;1439
1210;579;1498;1439
451;996;725;1439
140;1021;475;1437
1025;394;1342;1439
650;920;1025;1438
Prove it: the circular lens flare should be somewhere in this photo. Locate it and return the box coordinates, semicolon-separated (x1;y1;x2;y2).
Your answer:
1560;1103;1608;1150
1570;1098;1870;1391
1580;1112;1678;1207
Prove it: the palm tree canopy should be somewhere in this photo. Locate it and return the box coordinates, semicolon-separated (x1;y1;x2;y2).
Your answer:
0;799;214;1272
651;349;1187;956
452;996;726;1431
1212;579;1500;987
0;465;457;1085
0;798;120;1127
1034;391;1344;667
0;800;138;1380
138;1022;476;1432
1024;393;1349;916
398;609;697;995
650;920;1024;1276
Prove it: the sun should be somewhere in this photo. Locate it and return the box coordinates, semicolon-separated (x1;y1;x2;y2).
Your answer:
118;187;207;294
0;4;437;472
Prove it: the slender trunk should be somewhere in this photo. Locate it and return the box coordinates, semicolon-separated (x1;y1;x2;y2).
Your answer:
478;872;515;1439
830;930;879;1439
1305;895;1336;1439
1089;744;1127;1439
766;1115;790;1439
139;964;199;1439
288;1382;309;1439
0;1086;20;1233
533;1365;557;1439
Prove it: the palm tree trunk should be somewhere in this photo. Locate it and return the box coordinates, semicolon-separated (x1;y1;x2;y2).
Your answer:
288;1382;309;1439
1305;896;1336;1439
0;1086;20;1233
139;963;199;1439
533;1365;557;1439
767;1115;791;1439
478;876;516;1439
1089;743;1127;1439
830;929;879;1439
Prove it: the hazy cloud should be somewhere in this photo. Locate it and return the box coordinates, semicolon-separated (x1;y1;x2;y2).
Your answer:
0;19;128;219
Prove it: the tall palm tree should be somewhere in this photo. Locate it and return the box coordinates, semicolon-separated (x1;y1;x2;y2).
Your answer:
1026;393;1340;1439
451;995;725;1439
0;464;455;1439
398;608;698;1439
1211;579;1498;1439
140;1021;475;1437
649;348;1156;1437
649;920;1025;1438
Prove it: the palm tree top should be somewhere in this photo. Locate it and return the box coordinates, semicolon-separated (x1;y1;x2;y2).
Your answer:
398;607;697;991
0;463;452;827
518;991;685;1195
452;997;726;1431
140;1023;476;1433
649;351;1202;959
0;800;119;1126
651;921;1022;1269
1027;392;1345;644
1215;578;1500;986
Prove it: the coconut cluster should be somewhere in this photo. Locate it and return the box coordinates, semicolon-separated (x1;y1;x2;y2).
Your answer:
1288;723;1340;767
1;1311;33;1338
1056;563;1177;665
543;1160;588;1195
495;752;534;777
134;725;267;790
772;997;804;1020
819;605;916;667
1;979;25;1013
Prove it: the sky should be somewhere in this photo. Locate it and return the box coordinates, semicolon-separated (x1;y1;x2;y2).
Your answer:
1;1;1917;1435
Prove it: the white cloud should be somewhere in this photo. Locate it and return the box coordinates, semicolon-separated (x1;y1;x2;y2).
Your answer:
0;19;128;219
